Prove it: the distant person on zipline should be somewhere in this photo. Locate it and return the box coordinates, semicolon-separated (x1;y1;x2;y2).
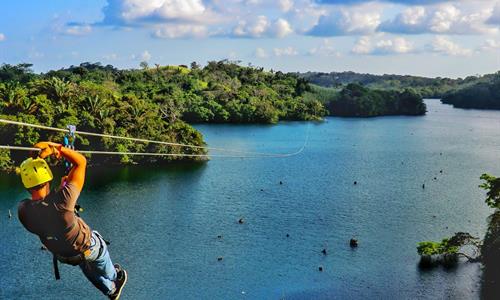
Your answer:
17;141;127;299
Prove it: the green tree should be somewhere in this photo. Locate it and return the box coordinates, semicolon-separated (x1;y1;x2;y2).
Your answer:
479;174;500;208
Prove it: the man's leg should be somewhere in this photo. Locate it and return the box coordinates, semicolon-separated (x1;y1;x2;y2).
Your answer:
79;231;117;296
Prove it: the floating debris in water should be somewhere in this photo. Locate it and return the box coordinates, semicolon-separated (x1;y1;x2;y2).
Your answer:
350;238;358;248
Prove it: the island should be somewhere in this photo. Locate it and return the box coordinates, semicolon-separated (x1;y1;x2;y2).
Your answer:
323;83;426;117
441;74;500;110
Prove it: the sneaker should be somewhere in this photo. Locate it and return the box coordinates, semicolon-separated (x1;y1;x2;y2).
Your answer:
108;264;127;300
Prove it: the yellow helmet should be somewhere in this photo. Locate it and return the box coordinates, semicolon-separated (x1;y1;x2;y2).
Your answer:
19;158;53;189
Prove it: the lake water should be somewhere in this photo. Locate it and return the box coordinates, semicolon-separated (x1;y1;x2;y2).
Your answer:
1;100;500;299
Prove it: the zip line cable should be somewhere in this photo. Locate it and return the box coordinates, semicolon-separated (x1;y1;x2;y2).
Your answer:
0;118;291;157
0;145;255;158
0;118;311;158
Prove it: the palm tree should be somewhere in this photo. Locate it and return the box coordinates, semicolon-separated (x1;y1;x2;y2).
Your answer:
35;77;76;110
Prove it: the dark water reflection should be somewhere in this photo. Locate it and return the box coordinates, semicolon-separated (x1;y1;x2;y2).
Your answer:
1;100;499;299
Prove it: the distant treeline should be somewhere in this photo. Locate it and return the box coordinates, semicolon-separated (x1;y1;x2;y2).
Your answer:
298;71;499;99
441;74;500;109
325;83;426;117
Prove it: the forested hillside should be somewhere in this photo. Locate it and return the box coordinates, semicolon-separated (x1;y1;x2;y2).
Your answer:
323;83;426;117
299;71;499;98
0;61;325;170
43;61;326;124
441;74;500;109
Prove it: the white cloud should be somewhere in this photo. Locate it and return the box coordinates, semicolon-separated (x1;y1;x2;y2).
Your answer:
0;33;5;41
273;46;298;57
308;6;381;36
487;2;500;25
478;39;500;52
288;0;328;33
352;36;414;55
153;24;207;38
64;24;92;36
380;3;496;35
232;16;293;38
309;39;340;57
278;0;294;13
153;0;206;20
375;37;413;54
272;18;293;38
141;50;152;61
104;0;208;23
232;15;269;37
255;47;269;58
428;36;472;56
352;36;372;54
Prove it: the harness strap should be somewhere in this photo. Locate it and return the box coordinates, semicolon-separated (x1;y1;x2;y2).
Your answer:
53;254;60;280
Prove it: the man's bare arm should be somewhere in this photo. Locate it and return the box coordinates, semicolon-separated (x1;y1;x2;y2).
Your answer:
34;141;87;193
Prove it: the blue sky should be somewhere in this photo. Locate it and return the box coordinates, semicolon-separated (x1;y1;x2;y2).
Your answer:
0;0;499;78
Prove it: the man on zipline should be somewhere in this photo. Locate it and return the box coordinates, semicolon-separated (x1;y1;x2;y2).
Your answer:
17;141;127;299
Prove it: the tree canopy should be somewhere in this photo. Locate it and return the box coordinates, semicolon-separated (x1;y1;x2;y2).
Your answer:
441;74;500;110
0;61;328;170
322;83;426;117
39;60;327;124
299;70;499;99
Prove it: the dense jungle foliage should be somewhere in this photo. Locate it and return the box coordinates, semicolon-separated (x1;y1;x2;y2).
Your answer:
320;83;426;117
44;61;326;124
0;61;326;170
299;71;500;98
441;74;500;110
